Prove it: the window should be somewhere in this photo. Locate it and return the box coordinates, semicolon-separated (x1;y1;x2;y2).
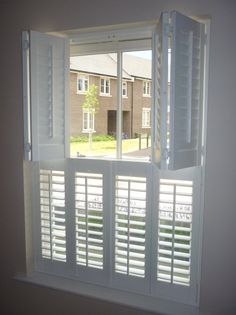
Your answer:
143;80;151;97
83;110;95;132
142;108;151;128
122;81;127;97
100;77;110;95
77;74;89;93
23;11;209;311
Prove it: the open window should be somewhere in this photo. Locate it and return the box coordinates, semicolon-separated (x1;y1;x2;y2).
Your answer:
23;11;208;308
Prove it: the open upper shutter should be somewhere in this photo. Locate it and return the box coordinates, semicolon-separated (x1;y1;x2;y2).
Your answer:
168;12;204;170
152;13;169;169
28;31;69;161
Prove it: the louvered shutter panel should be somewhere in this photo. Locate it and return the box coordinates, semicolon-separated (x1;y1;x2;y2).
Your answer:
40;169;66;262
169;12;204;170
157;179;193;286
152;13;169;168
75;172;104;269
115;176;147;278
30;31;69;161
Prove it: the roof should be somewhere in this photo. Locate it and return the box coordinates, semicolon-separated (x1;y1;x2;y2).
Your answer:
110;53;152;79
70;53;151;80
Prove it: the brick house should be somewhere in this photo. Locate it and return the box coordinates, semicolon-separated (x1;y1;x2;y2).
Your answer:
70;53;151;138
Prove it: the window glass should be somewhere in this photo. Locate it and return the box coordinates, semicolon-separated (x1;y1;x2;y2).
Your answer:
77;75;89;93
70;54;117;158
121;51;152;161
101;78;110;95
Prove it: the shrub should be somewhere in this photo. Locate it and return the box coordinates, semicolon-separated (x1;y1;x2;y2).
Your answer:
70;135;115;143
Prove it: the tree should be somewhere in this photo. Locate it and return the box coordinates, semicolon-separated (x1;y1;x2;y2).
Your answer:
81;84;100;151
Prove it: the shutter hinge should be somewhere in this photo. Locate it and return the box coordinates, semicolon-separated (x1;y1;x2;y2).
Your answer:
162;147;170;160
23;39;30;51
24;142;32;153
196;283;199;304
203;33;208;45
164;23;173;37
201;145;205;156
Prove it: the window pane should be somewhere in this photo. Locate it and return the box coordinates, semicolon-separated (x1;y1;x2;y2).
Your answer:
70;54;117;158
121;51;152;161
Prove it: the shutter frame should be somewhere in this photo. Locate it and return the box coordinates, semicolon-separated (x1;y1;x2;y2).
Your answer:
29;31;69;161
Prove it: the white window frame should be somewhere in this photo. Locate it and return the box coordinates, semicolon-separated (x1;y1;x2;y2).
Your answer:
142;107;151;128
122;81;127;97
77;73;89;94
22;13;210;315
82;109;95;132
100;77;111;96
143;80;151;97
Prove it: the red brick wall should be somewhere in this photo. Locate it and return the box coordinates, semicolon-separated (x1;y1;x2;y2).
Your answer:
70;72;151;138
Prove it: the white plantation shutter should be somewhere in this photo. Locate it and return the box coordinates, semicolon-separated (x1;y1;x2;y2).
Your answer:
157;179;193;286
28;11;207;308
75;172;104;269
152;13;169;168
39;169;66;262
115;175;147;278
29;31;69;161
168;12;204;170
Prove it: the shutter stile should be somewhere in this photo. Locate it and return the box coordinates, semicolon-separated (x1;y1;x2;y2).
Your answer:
40;169;66;262
115;176;147;278
75;172;104;269
157;179;193;286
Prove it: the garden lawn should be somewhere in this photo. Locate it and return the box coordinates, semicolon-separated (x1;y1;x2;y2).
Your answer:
70;138;150;157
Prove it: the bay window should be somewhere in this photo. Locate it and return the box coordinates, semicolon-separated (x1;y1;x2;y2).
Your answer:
22;10;209;312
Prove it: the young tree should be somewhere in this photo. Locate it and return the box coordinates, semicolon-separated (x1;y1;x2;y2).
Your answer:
82;84;100;151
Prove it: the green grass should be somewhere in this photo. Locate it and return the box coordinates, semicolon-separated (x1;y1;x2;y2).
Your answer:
71;135;115;143
70;137;151;157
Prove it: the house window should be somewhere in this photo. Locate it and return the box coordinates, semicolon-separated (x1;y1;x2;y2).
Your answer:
77;74;89;93
122;81;127;97
142;108;151;128
100;78;110;95
83;110;95;132
143;80;151;97
23;10;209;311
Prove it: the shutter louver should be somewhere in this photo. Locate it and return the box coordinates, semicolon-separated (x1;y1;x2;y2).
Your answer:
115;176;146;278
157;179;193;286
169;12;204;170
75;172;104;269
40;169;66;262
30;31;69;161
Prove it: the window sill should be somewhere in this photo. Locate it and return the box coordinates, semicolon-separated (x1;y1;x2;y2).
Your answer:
15;272;200;315
100;93;112;97
77;91;87;94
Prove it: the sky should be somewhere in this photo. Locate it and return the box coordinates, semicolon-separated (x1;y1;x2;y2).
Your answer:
125;50;152;60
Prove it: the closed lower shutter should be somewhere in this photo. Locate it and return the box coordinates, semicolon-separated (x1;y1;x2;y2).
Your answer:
40;169;66;262
115;175;147;278
157;178;193;286
75;172;104;269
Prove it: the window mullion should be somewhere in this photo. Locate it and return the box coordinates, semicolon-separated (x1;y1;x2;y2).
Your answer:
48;172;53;260
116;51;123;159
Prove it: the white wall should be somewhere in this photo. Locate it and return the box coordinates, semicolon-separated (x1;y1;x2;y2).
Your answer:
0;0;236;314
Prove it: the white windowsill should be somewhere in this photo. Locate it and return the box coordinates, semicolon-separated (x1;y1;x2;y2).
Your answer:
15;272;200;315
77;90;88;94
100;93;112;97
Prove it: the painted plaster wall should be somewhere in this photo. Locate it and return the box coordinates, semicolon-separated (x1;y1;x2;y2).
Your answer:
0;0;236;314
